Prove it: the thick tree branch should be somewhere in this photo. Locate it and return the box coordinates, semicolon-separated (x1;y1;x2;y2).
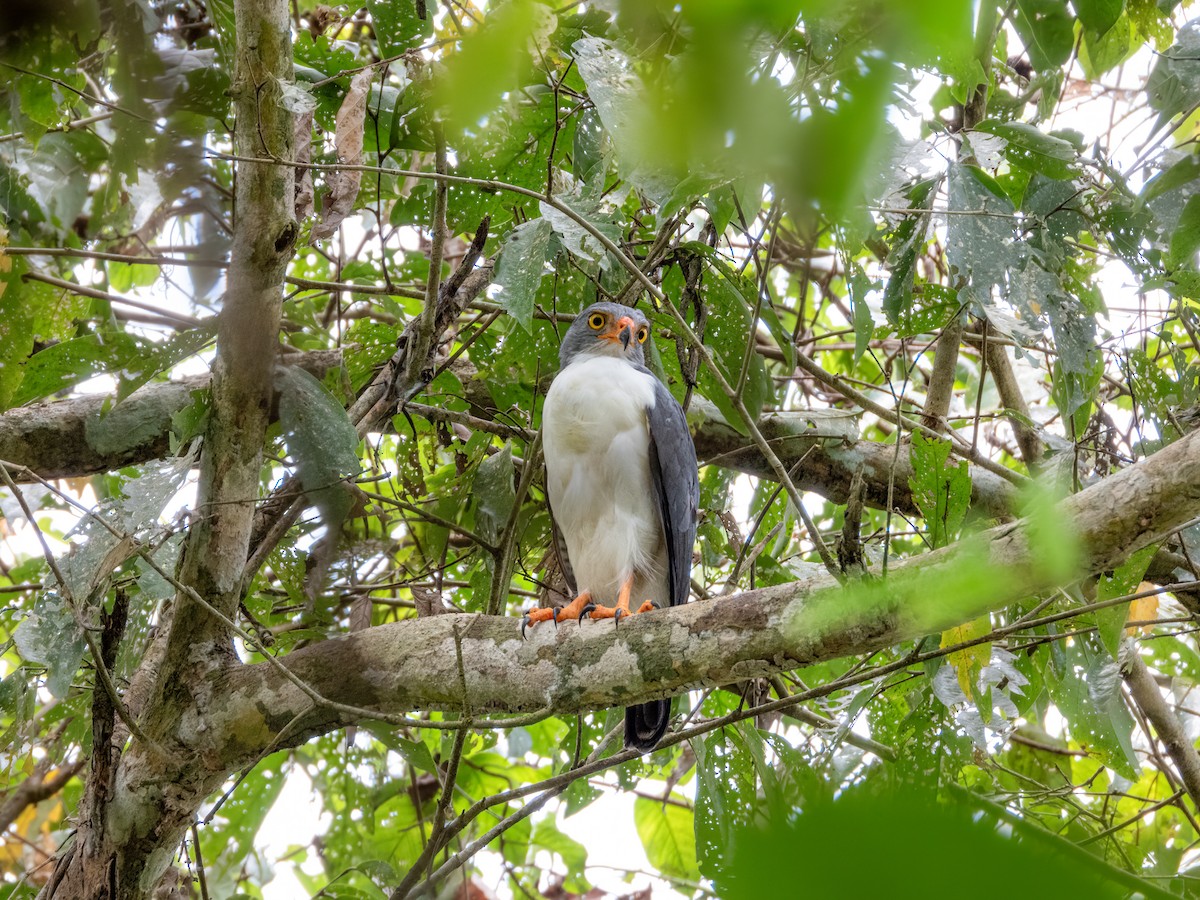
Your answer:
1123;653;1200;809
0;375;1018;521
0;351;341;481
202;427;1200;773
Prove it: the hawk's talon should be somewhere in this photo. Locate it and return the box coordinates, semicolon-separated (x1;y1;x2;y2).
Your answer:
522;605;563;638
614;607;625;628
578;602;596;624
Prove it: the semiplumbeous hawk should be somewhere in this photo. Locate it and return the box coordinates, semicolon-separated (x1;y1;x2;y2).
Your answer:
524;302;699;753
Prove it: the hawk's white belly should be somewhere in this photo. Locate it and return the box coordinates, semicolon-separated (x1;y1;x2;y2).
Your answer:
542;355;669;607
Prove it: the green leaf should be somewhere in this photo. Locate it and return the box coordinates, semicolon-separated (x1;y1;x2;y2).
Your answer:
436;1;552;132
1169;194;1200;269
277;365;361;529
116;322;216;402
849;263;874;364
1075;0;1124;37
0;257;35;411
198;754;289;896
530;818;591;894
908;432;971;549
1079;12;1136;77
13;592;87;698
881;178;936;324
493;217;553;331
694;731;757;881
1013;0;1075;70
395;736;438;775
946;163;1017;306
1147;24;1200;129
1044;634;1138;778
472;444;515;548
676;242;773;432
366;0;433;59
634;794;699;884
975;120;1078;180
1095;543;1158;658
719;784;1128;899
14;331;145;407
572;106;605;185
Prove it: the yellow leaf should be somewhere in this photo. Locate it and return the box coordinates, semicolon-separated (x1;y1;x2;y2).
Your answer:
942;615;992;695
1126;581;1160;635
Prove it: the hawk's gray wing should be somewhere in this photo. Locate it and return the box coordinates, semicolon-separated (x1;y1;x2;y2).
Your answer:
645;376;699;608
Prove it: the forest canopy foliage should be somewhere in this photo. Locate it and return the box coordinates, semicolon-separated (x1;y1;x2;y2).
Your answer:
5;0;1200;897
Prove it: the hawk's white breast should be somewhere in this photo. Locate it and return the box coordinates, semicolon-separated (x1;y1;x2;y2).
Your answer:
542;355;668;606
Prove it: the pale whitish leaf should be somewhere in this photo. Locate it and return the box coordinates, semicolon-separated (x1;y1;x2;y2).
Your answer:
13;592;87;698
55;506;127;601
539;198;606;263
473;444;514;547
572;36;682;205
118;444;199;529
931;663;968;708
294;108;314;221
946;163;1016;302
1147;22;1200;130
507;726;532;757
572;37;639;165
136;534;183;602
492;217;552;330
964;131;1006;170
279;80;317;114
573;106;605;184
277;364;361;530
312;69;372;241
0;484;50;528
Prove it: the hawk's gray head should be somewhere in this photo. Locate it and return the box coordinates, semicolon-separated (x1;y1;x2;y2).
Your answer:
559;302;651;368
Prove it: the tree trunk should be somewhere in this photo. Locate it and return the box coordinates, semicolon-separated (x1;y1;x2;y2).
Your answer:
41;0;295;894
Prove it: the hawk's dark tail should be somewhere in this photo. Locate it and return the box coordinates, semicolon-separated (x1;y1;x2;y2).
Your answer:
625;700;670;753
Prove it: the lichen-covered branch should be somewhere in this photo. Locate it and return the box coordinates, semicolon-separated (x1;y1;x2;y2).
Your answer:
0;374;1018;519
202;425;1200;773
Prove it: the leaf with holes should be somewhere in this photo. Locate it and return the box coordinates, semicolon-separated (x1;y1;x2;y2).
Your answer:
277;364;361;534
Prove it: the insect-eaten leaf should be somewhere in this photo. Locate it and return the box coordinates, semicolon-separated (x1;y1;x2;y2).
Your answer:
909;431;971;549
492;218;552;331
472;443;515;548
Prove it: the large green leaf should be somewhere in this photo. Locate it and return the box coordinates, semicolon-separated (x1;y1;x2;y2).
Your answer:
277;364;362;530
0;257;35;411
1095;543;1157;659
14;331;145;407
634;794;699;884
694;731;757;881
908;432;971;549
492;217;553;331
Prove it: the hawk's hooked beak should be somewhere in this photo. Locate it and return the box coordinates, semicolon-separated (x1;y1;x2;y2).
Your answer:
616;315;634;350
599;314;637;350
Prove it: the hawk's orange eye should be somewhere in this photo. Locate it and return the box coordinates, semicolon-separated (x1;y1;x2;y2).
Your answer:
637;327;648;343
588;313;605;329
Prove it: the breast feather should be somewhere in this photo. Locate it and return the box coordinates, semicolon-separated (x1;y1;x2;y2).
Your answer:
543;357;666;602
